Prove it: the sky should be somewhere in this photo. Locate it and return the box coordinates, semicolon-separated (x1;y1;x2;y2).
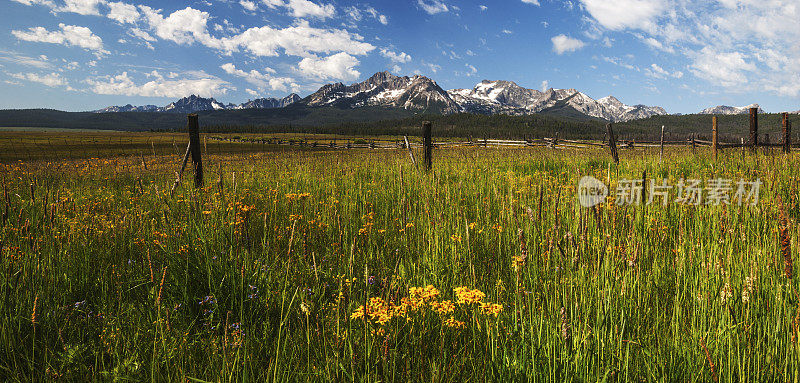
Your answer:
1;0;798;113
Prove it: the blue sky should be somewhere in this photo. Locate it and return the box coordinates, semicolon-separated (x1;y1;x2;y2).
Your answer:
1;0;798;113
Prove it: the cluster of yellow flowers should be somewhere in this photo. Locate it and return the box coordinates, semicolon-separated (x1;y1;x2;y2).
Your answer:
350;285;503;328
454;286;486;304
285;192;311;201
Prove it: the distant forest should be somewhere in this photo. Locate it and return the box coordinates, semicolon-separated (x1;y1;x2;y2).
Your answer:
0;106;795;141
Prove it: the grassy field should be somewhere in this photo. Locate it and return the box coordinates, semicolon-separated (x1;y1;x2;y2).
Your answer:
1;138;799;381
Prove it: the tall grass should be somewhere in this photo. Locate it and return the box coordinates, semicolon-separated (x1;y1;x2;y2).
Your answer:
0;146;798;381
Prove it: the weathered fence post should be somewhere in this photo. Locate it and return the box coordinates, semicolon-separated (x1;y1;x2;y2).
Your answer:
659;125;665;163
606;123;619;164
423;121;432;171
170;114;204;195
712;116;718;159
749;107;758;151
783;112;791;153
188;114;204;187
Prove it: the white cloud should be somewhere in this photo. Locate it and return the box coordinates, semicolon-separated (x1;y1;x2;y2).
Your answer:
521;0;540;5
262;0;335;19
424;63;440;74
479;5;487;11
10;0;55;7
139;6;219;46
220;62;296;91
578;0;664;31
417;0;448;15
579;0;800;96
240;0;257;11
298;52;360;81
87;70;232;97
12;23;106;53
246;88;259;97
10;72;67;87
58;0;106;15
465;63;477;75
391;64;402;73
380;48;411;63
502;29;513;34
344;6;388;25
645;63;682;79
551;34;585;54
224;20;375;57
0;51;52;69
689;47;756;87
540;80;549;91
107;1;139;23
129;28;156;42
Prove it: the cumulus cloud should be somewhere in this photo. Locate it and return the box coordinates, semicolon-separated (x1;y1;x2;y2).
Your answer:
380;48;411;63
136;8;374;58
10;72;67;87
58;0;106;15
87;70;232;97
240;0;257;11
540;80;549;91
521;0;540;5
224;20;375;57
298;52;360;81
578;0;663;31
138;6;219;46
417;0;448;15
551;34;585;54
479;5;487;11
220;62;297;92
12;23;107;53
107;1;139;23
262;0;335;19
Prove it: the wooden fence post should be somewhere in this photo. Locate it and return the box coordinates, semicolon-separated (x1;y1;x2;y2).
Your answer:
423;121;432;171
783;112;791;153
712;116;718;159
606;123;619;164
188;114;204;187
749;107;758;151
659;125;665;163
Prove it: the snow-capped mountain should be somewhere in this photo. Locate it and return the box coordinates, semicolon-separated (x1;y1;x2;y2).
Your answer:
298;71;461;114
93;73;667;122
95;94;301;113
237;94;300;109
94;104;161;113
448;80;666;122
699;104;763;115
163;95;228;114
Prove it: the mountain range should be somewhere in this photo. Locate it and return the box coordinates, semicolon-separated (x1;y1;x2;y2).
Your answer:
92;71;790;122
699;104;764;115
95;94;301;114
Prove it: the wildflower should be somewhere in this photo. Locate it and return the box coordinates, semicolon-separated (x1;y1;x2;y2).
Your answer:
450;234;462;243
430;300;455;315
720;283;733;303
742;276;756;303
479;302;503;317
444;317;465;329
454;287;485;304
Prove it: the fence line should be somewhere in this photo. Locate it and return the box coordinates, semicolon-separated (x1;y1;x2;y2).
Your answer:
206;135;797;151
